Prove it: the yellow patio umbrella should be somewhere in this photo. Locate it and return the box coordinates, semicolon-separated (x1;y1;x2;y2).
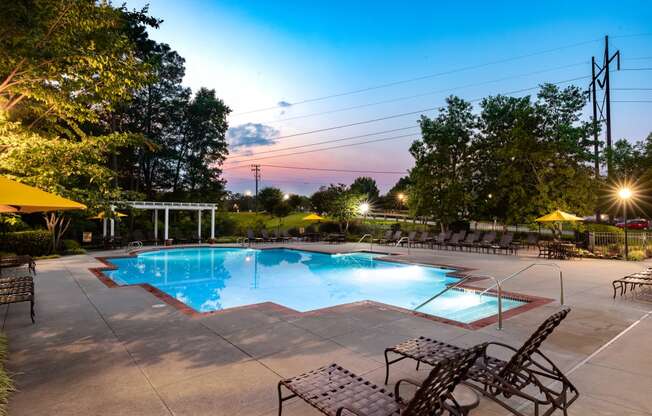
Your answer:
0;176;86;212
302;213;325;221
535;210;584;222
89;211;127;220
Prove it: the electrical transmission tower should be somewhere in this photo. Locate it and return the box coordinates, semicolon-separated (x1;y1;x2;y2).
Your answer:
251;164;261;212
589;35;620;180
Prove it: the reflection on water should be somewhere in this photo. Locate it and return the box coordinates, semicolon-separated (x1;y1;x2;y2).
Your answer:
105;248;525;322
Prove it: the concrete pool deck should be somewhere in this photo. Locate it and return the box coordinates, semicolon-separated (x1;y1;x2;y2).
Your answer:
3;242;652;415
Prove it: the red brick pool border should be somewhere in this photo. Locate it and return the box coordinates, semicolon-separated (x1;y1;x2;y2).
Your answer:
89;246;554;330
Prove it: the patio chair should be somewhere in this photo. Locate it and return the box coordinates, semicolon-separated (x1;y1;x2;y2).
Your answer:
612;272;652;297
0;255;36;276
386;230;402;245
281;229;294;242
384;308;578;416
459;232;480;251
399;231;417;247
525;233;540;250
261;229;277;243
275;229;291;242
0;283;35;323
247;229;263;244
278;343;486;416
476;232;496;252
489;233;514;255
432;231;452;249
374;230;393;245
415;232;432;248
444;231;466;250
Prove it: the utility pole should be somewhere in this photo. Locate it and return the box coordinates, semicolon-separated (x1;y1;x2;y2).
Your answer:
251;164;261;213
589;35;620;222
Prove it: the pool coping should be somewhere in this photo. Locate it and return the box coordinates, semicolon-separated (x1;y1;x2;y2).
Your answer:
89;245;554;330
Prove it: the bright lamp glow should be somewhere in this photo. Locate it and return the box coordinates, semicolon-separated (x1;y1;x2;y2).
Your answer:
244;190;252;197
618;187;632;200
397;193;405;201
359;202;370;214
283;193;290;200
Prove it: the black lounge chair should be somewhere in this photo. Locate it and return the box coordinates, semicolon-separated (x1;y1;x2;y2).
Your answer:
278;344;486;416
491;233;516;255
612;271;652;297
398;231;417;247
525;233;540;250
385;230;402;245
476;232;496;252
444;231;466;250
0;255;36;276
247;229;263;244
414;232;432;248
324;233;346;244
261;229;277;243
459;232;480;251
432;231;452;249
384;308;578;416
0;280;35;323
275;229;291;242
374;230;393;244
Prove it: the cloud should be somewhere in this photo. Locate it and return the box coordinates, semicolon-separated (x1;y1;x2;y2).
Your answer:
227;123;280;150
277;101;292;108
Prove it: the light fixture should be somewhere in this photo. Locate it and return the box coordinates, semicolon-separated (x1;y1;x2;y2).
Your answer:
244;190;252;197
618;187;632;200
359;202;370;215
283;193;290;200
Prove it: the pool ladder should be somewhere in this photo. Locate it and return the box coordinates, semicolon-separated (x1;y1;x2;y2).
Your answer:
414;263;564;330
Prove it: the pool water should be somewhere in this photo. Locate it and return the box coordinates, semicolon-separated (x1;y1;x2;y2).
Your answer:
103;248;526;323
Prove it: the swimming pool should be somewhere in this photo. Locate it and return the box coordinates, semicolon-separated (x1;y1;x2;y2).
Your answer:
101;248;526;324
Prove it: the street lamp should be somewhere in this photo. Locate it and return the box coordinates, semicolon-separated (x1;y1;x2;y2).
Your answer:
618;186;633;259
283;193;290;201
359;202;370;223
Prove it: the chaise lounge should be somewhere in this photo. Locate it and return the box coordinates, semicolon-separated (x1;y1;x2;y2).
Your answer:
384;308;578;416
278;344;486;416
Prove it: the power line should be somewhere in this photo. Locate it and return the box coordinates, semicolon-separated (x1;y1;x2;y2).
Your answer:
260;75;590;142
231;39;600;116
612;100;652;103
255;62;588;125
228;126;419;159
225;134;416;167
612;87;652;90
234;164;407;174
621;68;652;71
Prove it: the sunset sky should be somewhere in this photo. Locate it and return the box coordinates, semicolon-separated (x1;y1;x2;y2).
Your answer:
127;0;652;195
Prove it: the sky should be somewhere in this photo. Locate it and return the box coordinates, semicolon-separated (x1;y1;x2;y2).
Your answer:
127;0;652;195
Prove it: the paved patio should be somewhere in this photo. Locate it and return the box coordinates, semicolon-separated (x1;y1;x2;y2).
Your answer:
3;243;652;415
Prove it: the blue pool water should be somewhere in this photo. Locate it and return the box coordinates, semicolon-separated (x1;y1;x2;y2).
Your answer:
103;248;525;323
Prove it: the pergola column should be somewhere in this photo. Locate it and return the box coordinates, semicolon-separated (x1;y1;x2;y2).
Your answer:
110;219;115;238
164;208;169;240
154;209;158;242
211;208;215;239
198;210;202;242
102;218;107;238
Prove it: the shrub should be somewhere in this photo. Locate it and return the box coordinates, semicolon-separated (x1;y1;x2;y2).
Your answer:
0;333;13;416
627;250;646;261
0;230;51;256
62;239;81;250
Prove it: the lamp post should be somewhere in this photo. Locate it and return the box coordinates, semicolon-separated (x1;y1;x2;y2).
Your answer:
359;202;370;223
618;187;632;260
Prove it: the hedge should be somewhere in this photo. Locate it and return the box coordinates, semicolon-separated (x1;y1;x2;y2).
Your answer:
0;230;52;256
0;333;13;416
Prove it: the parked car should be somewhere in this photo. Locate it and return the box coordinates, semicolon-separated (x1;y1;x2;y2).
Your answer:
615;219;649;230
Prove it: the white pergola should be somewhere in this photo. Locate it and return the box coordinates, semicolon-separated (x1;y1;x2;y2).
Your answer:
104;201;219;242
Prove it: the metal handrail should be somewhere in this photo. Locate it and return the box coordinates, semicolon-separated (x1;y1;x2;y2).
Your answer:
414;273;504;329
236;237;249;247
413;274;475;311
478;263;564;305
395;237;411;254
359;234;373;251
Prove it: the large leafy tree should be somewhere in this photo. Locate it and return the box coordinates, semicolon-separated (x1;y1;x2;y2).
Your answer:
350;176;380;200
409;96;476;227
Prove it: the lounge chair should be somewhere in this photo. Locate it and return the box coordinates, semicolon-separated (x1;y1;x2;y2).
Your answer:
384;308;578;416
399;231;417;247
444;231;466;250
246;229;263;244
525;233;540;250
459;232;480;251
281;229;294;242
432;231;452;249
491;233;515;255
612;270;652;297
278;344;486;416
415;231;432;248
324;233;346;244
477;231;496;252
0;255;36;276
0;281;35;323
274;229;291;242
384;230;402;245
261;229;277;243
374;230;393;245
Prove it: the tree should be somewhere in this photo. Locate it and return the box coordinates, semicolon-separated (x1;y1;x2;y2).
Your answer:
325;184;365;232
257;187;284;213
350;176;379;199
311;186;335;214
0;1;156;131
408;96;476;227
